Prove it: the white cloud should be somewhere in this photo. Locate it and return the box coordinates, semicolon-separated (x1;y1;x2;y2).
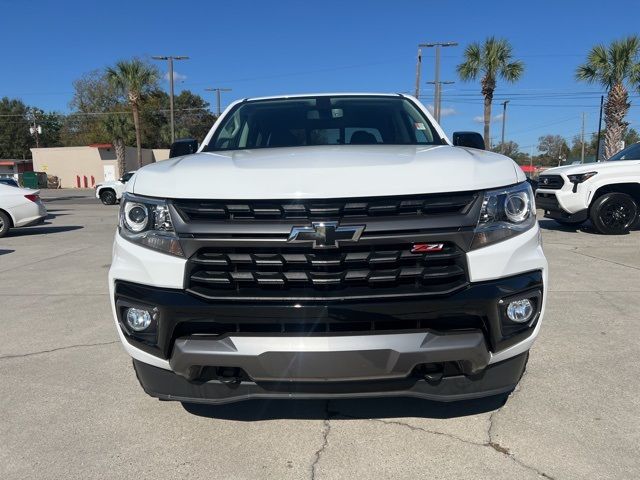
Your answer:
164;71;187;83
440;107;456;117
473;113;503;123
426;104;456;117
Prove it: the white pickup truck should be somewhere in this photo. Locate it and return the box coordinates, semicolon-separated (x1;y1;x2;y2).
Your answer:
95;171;136;205
536;142;640;234
109;93;547;405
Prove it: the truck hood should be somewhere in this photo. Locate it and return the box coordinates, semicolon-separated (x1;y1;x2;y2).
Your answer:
543;160;640;176
96;180;122;188
131;145;524;199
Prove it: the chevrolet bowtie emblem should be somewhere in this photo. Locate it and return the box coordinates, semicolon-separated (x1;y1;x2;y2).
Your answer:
288;222;365;249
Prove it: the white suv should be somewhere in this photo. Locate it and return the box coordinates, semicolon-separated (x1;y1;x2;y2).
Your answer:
109;93;547;405
536;143;640;234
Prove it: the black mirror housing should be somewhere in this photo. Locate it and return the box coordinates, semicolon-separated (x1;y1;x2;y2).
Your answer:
169;138;198;158
452;132;485;150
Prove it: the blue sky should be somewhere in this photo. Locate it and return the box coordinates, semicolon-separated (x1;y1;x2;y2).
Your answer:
2;0;639;152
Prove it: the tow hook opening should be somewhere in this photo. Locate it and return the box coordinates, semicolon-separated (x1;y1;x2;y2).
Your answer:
413;361;470;384
186;366;246;384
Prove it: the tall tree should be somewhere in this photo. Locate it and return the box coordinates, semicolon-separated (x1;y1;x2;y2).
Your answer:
576;36;640;159
0;97;31;158
102;113;134;176
106;59;159;167
64;70;124;146
538;134;570;166
457;37;525;148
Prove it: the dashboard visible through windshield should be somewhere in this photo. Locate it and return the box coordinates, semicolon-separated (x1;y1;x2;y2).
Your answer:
204;95;443;152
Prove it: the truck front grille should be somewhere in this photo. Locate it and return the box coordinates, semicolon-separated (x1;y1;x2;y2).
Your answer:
538;175;564;190
186;242;468;300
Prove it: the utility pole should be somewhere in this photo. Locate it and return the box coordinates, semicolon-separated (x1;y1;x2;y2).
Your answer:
205;88;232;116
152;55;189;143
414;47;422;98
418;42;458;118
500;100;510;153
580;112;586;163
425;80;455;122
29;109;42;148
595;95;604;161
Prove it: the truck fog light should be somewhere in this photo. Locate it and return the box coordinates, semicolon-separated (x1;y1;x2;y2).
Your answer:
506;299;534;323
126;308;152;331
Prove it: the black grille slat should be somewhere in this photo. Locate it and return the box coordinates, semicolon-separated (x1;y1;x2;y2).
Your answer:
538;175;564;190
174;192;477;222
187;243;468;299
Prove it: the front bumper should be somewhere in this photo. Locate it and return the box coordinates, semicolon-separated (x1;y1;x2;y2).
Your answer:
134;352;528;404
536;191;588;222
113;270;543;402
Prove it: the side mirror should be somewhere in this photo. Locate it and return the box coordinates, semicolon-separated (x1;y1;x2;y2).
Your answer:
169;138;198;158
452;132;485;150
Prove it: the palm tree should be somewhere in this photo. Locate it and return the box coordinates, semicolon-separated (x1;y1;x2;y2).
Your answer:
102;113;133;177
106;59;158;167
576;36;640;159
457;37;525;149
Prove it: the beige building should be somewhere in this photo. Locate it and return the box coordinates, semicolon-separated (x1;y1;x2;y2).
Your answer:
31;144;170;188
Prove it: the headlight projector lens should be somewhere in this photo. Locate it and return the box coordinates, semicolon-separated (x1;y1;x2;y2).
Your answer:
506;299;534;323
504;191;530;223
124;202;149;232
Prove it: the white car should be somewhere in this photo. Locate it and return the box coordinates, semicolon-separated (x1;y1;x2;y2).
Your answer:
0;183;48;238
95;171;136;205
536;142;640;234
109;93;547;405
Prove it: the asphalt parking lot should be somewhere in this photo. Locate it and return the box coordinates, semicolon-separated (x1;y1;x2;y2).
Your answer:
1;189;639;480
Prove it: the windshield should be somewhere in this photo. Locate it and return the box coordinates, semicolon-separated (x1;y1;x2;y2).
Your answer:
121;172;134;182
204;95;442;152
608;143;640;161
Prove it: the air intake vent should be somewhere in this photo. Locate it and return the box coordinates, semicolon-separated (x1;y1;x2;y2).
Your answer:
173;192;478;222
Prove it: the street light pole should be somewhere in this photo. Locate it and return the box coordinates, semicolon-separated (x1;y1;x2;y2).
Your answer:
418;42;458;121
500;100;510;152
580;112;586;163
152;55;189;143
29;109;42;148
414;47;422;98
595;95;604;161
426;81;455;123
205;88;233;116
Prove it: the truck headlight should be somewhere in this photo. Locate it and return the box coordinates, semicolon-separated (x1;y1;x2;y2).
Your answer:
472;182;536;249
568;171;597;192
568;171;597;184
119;193;183;257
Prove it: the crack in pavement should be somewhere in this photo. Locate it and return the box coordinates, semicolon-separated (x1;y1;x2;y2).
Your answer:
322;375;557;479
570;247;640;272
310;401;332;480
0;340;119;360
0;246;94;274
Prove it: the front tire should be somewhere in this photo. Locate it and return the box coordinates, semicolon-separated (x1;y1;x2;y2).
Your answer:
0;211;11;238
590;193;638;235
100;189;117;205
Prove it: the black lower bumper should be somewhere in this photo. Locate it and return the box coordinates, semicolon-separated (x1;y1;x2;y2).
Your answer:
133;352;528;404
